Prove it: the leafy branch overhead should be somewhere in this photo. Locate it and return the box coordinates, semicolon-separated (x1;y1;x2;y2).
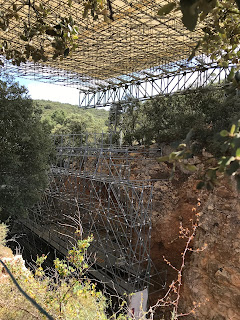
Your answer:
158;0;240;67
1;1;240;66
0;0;112;66
158;122;240;191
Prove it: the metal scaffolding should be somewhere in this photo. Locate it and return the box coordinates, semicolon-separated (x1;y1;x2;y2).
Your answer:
79;65;231;108
21;133;165;295
0;0;206;89
1;0;229;301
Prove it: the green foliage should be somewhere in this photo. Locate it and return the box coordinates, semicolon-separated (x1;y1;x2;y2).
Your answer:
180;0;199;32
0;235;108;320
52;113;87;135
157;2;176;17
157;0;240;67
118;87;240;191
51;110;66;125
211;122;240;187
1;0;240;68
158;121;240;191
0;78;52;221
35;254;48;278
117;87;240;151
0;2;79;65
0;227;131;320
0;1;112;66
54;258;76;278
142;93;207;145
67;235;93;272
82;0;112;22
108;99;144;145
36;99;108;135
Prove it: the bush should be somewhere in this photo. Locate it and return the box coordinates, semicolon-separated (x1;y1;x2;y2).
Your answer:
0;227;108;320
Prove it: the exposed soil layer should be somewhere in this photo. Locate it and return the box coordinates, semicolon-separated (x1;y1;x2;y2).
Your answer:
131;150;240;319
6;147;240;319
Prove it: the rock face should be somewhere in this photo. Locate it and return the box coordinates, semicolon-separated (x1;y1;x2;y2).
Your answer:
182;181;240;320
132;153;240;319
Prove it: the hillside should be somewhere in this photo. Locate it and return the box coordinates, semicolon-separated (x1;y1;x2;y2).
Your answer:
34;99;109;133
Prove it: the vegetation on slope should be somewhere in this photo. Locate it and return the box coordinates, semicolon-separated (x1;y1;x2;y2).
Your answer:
111;86;240;154
0;224;109;320
35;99;109;135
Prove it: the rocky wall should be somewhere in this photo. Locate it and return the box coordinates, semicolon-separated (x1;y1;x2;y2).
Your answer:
130;150;240;319
182;180;240;320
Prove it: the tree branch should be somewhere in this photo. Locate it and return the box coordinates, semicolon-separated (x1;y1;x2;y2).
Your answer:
107;0;114;21
0;258;54;320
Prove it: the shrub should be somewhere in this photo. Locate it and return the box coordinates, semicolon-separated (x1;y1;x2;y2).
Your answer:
0;230;108;320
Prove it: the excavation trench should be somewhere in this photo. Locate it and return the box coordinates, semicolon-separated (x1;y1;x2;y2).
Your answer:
14;137;200;318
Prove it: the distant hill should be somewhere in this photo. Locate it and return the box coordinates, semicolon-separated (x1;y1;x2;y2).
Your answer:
33;99;109;133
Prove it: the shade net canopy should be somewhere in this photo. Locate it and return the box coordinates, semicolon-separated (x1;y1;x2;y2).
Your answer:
0;0;205;89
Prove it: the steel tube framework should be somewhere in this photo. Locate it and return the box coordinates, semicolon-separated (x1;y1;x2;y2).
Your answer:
21;133;166;295
79;66;231;108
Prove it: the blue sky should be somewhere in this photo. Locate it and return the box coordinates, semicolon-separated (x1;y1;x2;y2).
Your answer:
16;77;80;105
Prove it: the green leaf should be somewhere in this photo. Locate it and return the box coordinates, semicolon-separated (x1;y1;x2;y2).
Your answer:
232;137;240;150
46;28;58;37
227;67;235;81
206;168;217;180
180;0;199;31
83;7;89;18
64;48;70;57
220;130;229;137
236;148;240;157
185;164;197;172
199;0;216;16
157;156;170;162
230;124;236;136
169;151;183;160
157;156;169;162
157;2;176;16
178;143;186;149
225;156;235;166
20;35;28;41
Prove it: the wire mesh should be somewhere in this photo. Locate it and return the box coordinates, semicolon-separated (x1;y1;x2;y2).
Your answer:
0;0;206;89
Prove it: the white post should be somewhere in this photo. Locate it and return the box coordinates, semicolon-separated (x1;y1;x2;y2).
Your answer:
128;288;148;320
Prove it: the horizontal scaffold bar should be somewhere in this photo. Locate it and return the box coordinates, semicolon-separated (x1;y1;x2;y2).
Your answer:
79;66;231;108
